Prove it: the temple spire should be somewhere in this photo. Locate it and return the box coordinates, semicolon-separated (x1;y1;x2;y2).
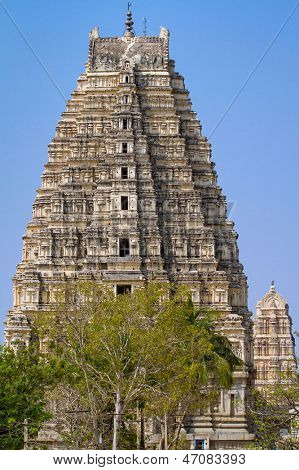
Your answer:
125;2;135;37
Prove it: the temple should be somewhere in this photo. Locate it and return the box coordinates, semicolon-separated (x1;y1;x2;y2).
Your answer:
253;283;297;388
4;5;255;448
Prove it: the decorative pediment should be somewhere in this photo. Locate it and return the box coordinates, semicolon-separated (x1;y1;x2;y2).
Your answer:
256;284;287;311
91;33;169;72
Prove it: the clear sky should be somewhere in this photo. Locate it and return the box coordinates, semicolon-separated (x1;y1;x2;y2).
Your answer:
0;0;298;345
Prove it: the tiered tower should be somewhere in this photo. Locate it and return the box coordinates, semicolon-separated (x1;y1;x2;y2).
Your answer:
5;6;253;449
253;283;297;388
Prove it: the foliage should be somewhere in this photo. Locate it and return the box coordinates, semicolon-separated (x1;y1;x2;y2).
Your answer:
31;281;241;449
0;344;61;449
141;293;242;449
248;374;299;449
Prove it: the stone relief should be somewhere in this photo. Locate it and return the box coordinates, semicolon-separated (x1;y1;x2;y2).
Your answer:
92;38;166;71
5;25;255;448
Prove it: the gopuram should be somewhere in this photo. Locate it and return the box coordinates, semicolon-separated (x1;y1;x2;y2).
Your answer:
5;5;255;449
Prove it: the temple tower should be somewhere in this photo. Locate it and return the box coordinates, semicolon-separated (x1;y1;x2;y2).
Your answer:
4;7;254;448
253;283;297;388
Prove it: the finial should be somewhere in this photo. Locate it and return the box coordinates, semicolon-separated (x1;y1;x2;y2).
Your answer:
125;2;135;37
270;281;276;292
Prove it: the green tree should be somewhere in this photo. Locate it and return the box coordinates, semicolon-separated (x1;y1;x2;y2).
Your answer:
32;281;113;449
248;374;299;449
0;345;60;449
33;281;241;450
141;295;242;449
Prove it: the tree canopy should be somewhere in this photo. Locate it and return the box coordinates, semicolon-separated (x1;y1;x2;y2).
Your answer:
0;345;61;449
31;281;241;449
248;374;299;450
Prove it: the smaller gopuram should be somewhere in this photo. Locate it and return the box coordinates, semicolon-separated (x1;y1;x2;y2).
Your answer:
253;282;297;388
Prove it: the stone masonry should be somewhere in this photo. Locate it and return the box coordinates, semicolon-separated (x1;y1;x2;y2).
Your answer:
4;7;254;449
253;282;297;388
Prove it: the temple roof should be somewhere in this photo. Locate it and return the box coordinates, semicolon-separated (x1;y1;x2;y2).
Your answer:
88;26;170;73
256;282;288;312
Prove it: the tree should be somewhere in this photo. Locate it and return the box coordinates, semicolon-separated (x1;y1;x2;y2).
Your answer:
0;345;60;449
32;281;113;449
248;374;299;449
141;295;242;449
32;281;241;450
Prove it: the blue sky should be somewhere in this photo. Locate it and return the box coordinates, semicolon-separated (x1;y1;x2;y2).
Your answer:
0;0;298;343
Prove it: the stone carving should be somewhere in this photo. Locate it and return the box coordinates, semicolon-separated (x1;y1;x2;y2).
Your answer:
253;283;297;387
4;22;254;449
92;36;167;72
